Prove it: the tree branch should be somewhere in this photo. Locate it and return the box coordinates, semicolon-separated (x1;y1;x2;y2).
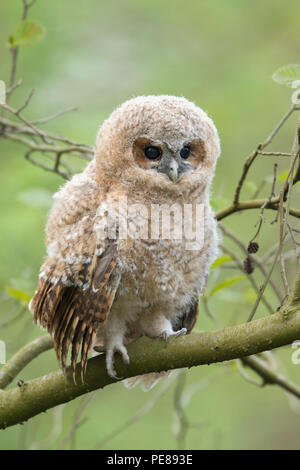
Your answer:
1;0;300;444
0;335;53;390
0;278;300;429
216;197;300;221
242;356;300;399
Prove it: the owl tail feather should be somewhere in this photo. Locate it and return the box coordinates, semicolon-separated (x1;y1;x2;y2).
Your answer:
123;371;174;392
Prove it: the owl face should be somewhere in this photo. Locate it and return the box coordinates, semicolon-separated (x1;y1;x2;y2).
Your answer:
132;136;206;184
95;96;220;195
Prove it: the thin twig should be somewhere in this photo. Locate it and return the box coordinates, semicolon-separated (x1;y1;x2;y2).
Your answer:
233;103;297;205
8;48;19;93
219;223;282;302
91;376;175;449
1;103;51;144
202;296;222;328
257;151;292;157
58;392;96;449
236;359;263;387
28;404;65;450
242;356;300;400
201;293;300;401
250;163;278;242
173;371;189;450
22;0;37;20
6;79;23;97
247;237;286;322
0;104;92;147
6;0;36;101
279;191;290;298
216;197;300;221
0;306;26;329
32;106;79;125
287;222;300;264
221;245;274;315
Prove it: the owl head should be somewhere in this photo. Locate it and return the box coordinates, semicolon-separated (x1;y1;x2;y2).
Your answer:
95;96;220;197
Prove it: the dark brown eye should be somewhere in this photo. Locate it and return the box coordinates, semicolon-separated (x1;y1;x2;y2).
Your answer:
144;146;161;160
180;145;190;159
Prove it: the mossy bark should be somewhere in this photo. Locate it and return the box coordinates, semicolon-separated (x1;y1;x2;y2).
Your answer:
0;290;300;429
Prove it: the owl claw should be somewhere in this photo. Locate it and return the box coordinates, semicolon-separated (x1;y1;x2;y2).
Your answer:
175;327;187;337
161;327;187;343
106;342;130;380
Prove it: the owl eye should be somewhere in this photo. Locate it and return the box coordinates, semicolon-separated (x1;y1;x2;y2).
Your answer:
180;145;191;159
144;146;161;160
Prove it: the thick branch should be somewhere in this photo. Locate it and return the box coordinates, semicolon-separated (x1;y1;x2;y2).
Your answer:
0;335;53;390
0;298;300;429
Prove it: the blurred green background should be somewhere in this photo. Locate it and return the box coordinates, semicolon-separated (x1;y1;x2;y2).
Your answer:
1;0;300;450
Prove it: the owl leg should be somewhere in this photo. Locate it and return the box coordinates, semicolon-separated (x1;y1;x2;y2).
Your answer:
106;341;129;379
102;314;130;379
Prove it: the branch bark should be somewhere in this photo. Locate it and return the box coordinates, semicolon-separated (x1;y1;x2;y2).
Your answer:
242;356;300;399
0;277;300;429
1;0;299;441
0;335;53;390
216;197;300;221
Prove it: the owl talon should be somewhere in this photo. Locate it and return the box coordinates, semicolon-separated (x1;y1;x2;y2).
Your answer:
161;327;187;343
174;327;187;337
106;342;130;380
107;366;122;380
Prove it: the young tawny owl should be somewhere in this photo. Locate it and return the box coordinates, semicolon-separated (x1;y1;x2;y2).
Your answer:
29;95;220;386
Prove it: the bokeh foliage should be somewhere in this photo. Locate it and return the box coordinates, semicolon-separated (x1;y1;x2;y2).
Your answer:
1;0;300;450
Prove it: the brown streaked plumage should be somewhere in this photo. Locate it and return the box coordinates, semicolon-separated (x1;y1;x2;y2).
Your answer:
30;95;220;387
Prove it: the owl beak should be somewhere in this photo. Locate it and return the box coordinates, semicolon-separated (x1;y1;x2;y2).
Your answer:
168;160;178;183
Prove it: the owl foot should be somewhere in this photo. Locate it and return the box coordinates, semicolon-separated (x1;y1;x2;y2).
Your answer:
161;327;187;343
105;342;130;380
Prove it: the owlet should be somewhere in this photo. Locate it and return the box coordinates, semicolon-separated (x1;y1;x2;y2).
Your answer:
29;95;220;387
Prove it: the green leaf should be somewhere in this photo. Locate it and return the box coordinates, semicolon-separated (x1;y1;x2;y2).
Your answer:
272;64;300;88
18;188;53;210
209;275;245;297
278;169;298;183
5;286;31;305
211;255;232;270
278;170;288;182
8;20;45;48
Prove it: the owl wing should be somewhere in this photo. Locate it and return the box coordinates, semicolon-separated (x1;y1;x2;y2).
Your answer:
30;239;120;381
29;176;120;380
